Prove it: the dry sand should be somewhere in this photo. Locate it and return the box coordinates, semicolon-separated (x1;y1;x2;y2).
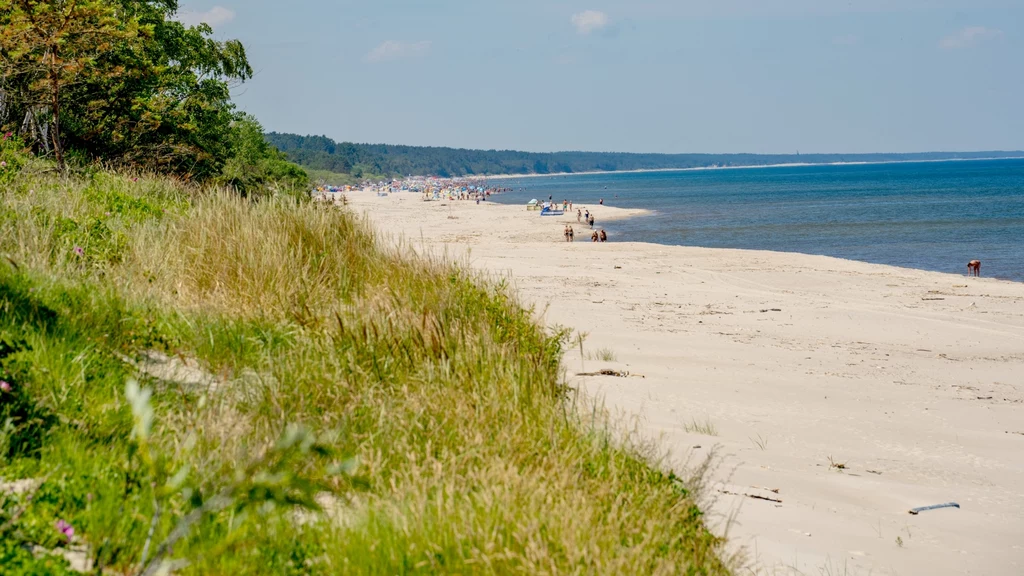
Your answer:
344;191;1024;575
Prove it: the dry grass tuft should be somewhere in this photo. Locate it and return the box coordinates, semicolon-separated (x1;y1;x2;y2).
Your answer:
586;347;618;362
684;417;719;436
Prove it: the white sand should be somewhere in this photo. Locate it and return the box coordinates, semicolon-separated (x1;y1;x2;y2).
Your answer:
345;191;1024;575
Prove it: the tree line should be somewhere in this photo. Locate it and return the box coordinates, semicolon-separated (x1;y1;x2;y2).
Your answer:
267;132;1023;179
0;0;306;193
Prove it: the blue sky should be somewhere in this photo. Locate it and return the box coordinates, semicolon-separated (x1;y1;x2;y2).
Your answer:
178;0;1023;154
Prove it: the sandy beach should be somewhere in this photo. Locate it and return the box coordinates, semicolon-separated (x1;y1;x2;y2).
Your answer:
345;191;1024;575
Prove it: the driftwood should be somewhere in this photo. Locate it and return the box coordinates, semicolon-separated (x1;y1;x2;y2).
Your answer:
576;369;638;378
718;486;783;504
908;502;959;515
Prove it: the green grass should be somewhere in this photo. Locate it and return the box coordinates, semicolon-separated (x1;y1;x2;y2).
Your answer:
0;148;726;574
683;417;719;437
749;434;769;451
586;347;618;362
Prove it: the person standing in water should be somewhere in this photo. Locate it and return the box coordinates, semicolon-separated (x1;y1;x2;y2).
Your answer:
599;229;607;242
569;226;575;242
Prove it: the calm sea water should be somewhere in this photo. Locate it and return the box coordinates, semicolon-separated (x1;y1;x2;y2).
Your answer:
490;159;1024;282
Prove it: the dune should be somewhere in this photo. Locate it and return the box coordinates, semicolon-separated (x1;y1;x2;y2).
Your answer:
345;191;1024;576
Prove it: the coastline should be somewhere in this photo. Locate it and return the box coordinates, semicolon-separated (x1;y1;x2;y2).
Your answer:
481;155;1024;181
344;192;1024;575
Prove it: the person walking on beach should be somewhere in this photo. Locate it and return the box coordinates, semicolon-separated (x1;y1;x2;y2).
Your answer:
589;215;595;229
569;226;575;242
577;209;582;223
584;209;590;222
599;229;607;242
563;225;571;242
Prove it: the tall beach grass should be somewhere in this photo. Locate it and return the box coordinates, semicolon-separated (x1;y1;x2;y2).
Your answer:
0;155;726;574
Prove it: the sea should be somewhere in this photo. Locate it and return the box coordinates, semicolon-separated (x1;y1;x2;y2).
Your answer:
489;159;1024;282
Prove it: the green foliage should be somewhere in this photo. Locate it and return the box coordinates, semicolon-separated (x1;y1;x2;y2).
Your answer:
0;536;76;574
60;1;253;179
0;2;308;193
218;114;308;196
0;335;58;460
267;131;1024;178
0;133;28;185
0;0;142;170
0;271;356;574
0;0;306;190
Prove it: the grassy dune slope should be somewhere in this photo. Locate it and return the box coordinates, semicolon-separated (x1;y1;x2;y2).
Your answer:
0;157;725;574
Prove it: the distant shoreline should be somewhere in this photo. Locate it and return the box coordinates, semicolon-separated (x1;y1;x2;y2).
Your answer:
483;155;1024;181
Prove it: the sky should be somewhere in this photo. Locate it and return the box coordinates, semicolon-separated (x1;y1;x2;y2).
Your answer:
177;0;1024;154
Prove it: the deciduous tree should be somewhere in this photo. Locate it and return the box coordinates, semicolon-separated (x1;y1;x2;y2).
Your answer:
0;0;140;171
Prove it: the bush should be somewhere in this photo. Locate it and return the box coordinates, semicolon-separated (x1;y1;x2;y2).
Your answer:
218;114;308;198
0;133;28;186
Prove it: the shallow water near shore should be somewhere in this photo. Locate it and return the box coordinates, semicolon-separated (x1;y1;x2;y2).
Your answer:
491;158;1024;281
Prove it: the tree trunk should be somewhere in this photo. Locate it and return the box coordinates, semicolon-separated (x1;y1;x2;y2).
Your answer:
49;44;63;172
51;70;63;172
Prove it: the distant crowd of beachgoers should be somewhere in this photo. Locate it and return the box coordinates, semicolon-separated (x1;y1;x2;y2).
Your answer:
315;177;614;243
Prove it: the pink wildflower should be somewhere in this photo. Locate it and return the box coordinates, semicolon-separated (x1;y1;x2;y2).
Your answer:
0;161;7;168
56;519;75;542
73;246;85;256
0;380;10;393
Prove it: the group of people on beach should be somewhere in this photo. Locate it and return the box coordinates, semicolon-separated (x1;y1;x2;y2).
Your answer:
550;196;610;242
410;178;512;202
564;225;607;242
577;209;595;228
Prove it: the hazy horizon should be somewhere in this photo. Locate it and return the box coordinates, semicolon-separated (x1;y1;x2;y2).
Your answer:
180;0;1023;154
